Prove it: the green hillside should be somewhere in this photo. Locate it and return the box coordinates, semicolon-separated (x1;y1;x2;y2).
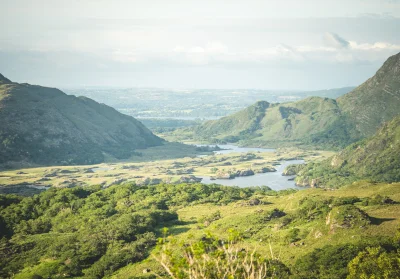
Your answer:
0;75;163;168
191;97;346;148
293;115;400;188
1;181;399;279
178;52;400;149
338;52;400;137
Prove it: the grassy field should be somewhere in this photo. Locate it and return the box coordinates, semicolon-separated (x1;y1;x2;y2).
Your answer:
111;181;400;278
0;147;334;194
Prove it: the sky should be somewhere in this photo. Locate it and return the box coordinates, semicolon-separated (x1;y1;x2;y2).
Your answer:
1;0;400;90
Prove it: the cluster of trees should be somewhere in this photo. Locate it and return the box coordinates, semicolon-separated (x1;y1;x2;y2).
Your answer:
156;230;400;279
0;183;274;278
1;182;399;278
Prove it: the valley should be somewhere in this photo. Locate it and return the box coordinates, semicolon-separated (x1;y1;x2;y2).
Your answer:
0;145;334;195
1;51;400;279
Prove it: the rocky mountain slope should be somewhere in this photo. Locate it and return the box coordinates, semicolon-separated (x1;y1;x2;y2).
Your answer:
0;74;163;167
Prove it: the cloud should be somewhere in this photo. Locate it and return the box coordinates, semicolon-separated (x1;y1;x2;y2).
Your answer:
323;32;350;49
349;41;400;50
163;34;400;67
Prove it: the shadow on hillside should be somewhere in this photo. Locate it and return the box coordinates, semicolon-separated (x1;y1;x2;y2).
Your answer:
370;216;396;225
169;226;191;235
159;220;197;236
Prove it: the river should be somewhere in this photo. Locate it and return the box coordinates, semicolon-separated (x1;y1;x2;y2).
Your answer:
196;144;304;190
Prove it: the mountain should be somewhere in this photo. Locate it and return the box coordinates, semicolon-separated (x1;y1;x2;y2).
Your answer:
0;75;163;167
190;52;400;148
193;98;343;147
293;115;400;188
338;52;400;137
0;73;11;84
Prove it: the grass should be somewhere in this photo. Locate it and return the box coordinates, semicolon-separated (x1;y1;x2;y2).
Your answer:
111;181;400;278
0;148;334;194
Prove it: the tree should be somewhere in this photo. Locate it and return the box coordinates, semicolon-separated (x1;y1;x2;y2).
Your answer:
347;247;400;279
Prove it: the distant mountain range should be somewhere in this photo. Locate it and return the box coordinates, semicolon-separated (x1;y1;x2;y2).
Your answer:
189;52;400;149
0;74;163;168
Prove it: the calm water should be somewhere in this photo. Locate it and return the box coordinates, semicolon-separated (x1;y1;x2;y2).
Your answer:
212;144;276;154
196;144;304;190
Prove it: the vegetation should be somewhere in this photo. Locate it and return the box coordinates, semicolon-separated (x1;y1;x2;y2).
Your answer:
155;232;290;279
0;147;324;194
163;53;400;150
1;180;399;278
292;115;400;188
0;76;163;168
1;52;400;279
338;52;400;138
0;183;276;278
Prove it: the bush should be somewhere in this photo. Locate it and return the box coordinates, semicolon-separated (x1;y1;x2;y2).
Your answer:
154;233;291;279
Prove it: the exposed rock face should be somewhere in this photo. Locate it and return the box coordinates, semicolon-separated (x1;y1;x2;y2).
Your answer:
0;74;163;167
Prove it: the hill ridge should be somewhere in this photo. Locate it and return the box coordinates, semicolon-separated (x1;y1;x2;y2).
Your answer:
0;73;12;84
0;76;163;167
186;52;400;148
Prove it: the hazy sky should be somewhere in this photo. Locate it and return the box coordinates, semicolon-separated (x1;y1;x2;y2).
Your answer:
1;0;400;90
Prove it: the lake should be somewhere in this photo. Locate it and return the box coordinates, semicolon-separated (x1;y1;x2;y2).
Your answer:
196;144;304;190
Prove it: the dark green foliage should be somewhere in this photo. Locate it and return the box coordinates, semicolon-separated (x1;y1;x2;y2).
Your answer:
361;195;396;206
347;247;400;279
261;208;287;222
0;183;279;278
293;196;331;221
293;236;399;279
293;244;366;279
199;210;222;225
304;115;360;149
329;205;371;229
